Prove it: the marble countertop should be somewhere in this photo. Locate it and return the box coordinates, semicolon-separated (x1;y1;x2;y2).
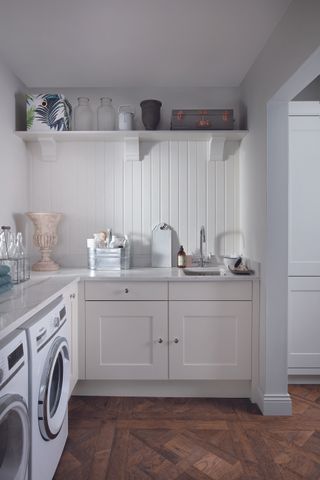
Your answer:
0;266;259;341
0;276;79;341
30;266;260;282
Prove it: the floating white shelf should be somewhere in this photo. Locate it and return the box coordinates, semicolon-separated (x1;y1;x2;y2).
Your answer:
15;130;248;162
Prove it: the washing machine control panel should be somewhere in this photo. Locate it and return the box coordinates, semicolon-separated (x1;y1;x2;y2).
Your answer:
0;331;26;387
35;302;67;350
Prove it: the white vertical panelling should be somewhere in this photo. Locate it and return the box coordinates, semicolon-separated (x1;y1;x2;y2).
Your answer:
160;142;169;223
28;139;240;267
169;142;179;234
94;142;106;231
196;142;207;256
233;148;240;253
104;143;115;229
124;156;133;239
178;142;188;251
216;160;226;257
207;160;216;257
225;144;235;255
113;142;124;235
132;160;142;256
188;141;197;253
151;142;161;231
142;147;152;264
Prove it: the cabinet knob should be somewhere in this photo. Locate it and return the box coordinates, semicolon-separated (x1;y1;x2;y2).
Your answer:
158;338;163;344
174;338;179;344
124;288;129;293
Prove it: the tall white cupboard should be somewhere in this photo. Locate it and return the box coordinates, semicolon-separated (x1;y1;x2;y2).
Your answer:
288;102;320;375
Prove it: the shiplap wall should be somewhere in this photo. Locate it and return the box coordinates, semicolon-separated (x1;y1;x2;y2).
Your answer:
27;140;241;267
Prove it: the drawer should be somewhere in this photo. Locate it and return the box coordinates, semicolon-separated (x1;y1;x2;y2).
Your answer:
85;281;168;301
169;281;252;301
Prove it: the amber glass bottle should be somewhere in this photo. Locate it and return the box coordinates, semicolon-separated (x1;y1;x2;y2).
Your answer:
177;245;186;268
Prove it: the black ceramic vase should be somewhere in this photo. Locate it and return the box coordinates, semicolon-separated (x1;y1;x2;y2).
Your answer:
140;99;162;130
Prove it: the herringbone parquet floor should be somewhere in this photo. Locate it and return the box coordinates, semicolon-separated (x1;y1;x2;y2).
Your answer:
54;385;320;479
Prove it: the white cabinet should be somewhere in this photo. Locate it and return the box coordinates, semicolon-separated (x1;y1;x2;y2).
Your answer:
288;277;320;373
169;301;252;380
84;280;254;382
85;301;168;380
289;110;320;276
64;283;79;395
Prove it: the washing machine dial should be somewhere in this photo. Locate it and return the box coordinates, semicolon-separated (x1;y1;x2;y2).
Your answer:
53;316;60;328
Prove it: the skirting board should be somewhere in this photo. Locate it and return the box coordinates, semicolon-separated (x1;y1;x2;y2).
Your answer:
73;380;252;398
255;386;292;416
289;375;320;384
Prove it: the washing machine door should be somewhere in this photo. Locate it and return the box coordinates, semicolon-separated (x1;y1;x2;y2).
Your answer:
0;394;30;480
38;337;70;441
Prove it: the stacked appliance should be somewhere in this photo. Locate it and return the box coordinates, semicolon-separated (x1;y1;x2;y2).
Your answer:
20;295;71;480
0;329;30;480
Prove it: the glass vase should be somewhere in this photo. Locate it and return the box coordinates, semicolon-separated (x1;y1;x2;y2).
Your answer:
74;97;93;131
97;97;116;130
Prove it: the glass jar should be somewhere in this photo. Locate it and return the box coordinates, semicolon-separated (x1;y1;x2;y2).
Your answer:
97;97;115;130
74;97;93;131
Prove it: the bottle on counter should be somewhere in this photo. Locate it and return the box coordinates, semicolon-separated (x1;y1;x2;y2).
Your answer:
177;245;186;268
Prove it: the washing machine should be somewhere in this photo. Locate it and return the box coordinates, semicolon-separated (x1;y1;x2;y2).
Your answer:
22;295;71;480
0;329;30;480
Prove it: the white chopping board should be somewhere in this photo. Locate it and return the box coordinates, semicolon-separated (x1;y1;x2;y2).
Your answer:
152;223;172;267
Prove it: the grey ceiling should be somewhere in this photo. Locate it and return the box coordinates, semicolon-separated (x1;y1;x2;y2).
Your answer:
0;0;292;87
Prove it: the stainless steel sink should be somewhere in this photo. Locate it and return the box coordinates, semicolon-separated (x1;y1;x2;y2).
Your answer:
183;267;225;276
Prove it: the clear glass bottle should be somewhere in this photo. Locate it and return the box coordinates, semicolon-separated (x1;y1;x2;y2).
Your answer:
15;233;29;281
97;97;115;130
74;97;93;131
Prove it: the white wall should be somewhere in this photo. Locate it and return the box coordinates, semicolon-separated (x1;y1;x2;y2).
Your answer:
240;0;320;413
0;57;28;231
293;75;320;100
27;138;241;267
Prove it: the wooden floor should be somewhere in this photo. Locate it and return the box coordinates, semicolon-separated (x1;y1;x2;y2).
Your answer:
54;385;320;480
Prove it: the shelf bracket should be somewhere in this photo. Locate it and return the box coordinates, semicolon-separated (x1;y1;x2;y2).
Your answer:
208;137;226;162
38;137;57;162
124;136;140;161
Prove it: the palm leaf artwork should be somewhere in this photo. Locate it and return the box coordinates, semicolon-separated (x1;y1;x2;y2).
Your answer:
26;106;35;129
26;94;35;129
34;94;71;131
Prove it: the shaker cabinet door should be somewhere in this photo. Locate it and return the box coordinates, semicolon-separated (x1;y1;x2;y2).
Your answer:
85;301;168;380
169;301;252;380
288;277;320;371
289;115;320;275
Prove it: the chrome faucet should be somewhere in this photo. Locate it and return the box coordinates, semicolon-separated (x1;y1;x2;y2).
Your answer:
200;225;206;267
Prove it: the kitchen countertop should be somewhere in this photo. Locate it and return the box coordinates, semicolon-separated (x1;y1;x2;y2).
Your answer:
0;266;259;341
0;276;79;341
30;266;260;282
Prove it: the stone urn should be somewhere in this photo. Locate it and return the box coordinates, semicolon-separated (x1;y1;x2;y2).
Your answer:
26;212;62;271
140;99;162;130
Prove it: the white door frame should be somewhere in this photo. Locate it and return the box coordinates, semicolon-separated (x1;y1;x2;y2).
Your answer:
262;45;320;415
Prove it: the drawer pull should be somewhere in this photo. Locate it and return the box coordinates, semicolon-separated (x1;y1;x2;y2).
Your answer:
174;338;179;344
124;288;129;294
158;338;163;344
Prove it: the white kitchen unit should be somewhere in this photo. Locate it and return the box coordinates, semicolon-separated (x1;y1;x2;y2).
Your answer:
83;276;256;392
64;282;79;395
288;103;320;379
288;277;320;375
